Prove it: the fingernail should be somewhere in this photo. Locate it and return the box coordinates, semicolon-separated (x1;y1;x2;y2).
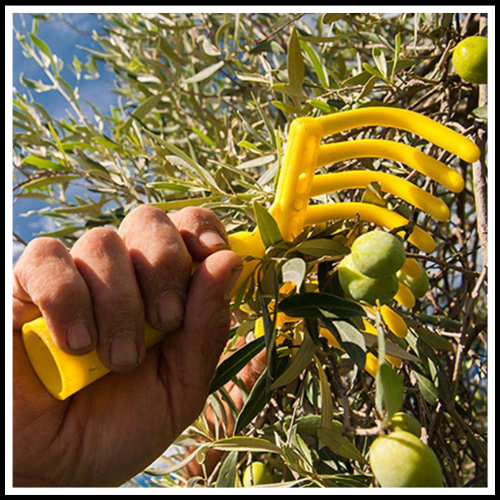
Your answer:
67;322;93;351
110;335;139;367
199;229;227;249
158;292;185;326
226;265;244;293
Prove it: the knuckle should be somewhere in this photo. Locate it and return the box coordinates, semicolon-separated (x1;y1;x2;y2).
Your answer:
83;227;122;252
26;237;68;260
181;206;219;226
130;204;168;223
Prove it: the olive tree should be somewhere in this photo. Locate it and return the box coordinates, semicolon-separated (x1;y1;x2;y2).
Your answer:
13;13;488;488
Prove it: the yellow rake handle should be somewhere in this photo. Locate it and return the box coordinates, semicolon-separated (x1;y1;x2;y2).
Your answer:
21;107;479;400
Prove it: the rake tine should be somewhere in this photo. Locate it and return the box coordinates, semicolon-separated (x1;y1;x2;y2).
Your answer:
305;202;436;253
311;171;450;221
317;140;464;193
316;107;480;163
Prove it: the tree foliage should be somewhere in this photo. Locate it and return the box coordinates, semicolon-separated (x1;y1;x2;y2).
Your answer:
13;13;487;488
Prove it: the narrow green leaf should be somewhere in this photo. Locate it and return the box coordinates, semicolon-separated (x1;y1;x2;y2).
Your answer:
215;451;238;488
318;427;366;463
362;63;384;81
300;40;329;88
271;83;304;100
391;33;402;78
29;34;53;61
278;292;366;319
146;182;191;193
271;100;302;115
326;321;366;370
372;47;388;79
309;100;332;113
316;362;335;429
414;372;439;405
209;436;282;455
287;28;305;93
209;336;266;394
323;13;347;24
416;314;462;331
268;331;317;390
93;136;122;151
184;61;225;84
21;175;78;191
292;239;349;257
363;333;420;362
238;140;263;153
150;196;217;211
191;126;217;147
235;72;269;84
22;155;66;171
357;75;378;101
375;363;404;419
132;94;162;120
414;327;453;352
234;370;273;434
253;201;283;248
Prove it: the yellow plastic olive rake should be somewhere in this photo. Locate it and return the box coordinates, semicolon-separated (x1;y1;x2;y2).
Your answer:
22;107;480;400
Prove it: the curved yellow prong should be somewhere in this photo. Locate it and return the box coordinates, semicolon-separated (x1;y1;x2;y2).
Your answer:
401;258;421;279
380;306;409;339
365;353;380;377
364;305;408;339
316;107;481;164
317;140;464;193
395;282;416;309
305;202;436;253
311;170;450;221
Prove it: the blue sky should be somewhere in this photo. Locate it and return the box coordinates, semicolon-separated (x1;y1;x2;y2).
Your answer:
13;13;117;261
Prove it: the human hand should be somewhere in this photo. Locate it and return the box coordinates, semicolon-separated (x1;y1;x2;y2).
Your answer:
13;206;242;487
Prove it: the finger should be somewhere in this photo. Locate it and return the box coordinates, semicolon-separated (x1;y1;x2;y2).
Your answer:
13;238;97;354
118;205;192;332
13;277;40;332
71;227;145;372
160;250;242;427
169;207;229;262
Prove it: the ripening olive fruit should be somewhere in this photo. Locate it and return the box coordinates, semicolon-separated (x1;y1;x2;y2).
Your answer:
389;412;422;437
397;261;430;300
242;461;274;487
351;231;406;279
338;255;399;306
452;36;488;84
369;431;443;487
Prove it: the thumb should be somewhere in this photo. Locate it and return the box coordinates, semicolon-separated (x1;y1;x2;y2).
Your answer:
160;250;242;429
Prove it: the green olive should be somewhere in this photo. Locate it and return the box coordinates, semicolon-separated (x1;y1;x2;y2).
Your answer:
242;461;274;487
351;231;406;279
339;254;399;305
369;431;443;487
389;412;422;437
452;36;488;84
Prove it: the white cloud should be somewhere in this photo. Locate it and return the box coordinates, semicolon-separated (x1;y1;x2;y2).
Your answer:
28;216;58;233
